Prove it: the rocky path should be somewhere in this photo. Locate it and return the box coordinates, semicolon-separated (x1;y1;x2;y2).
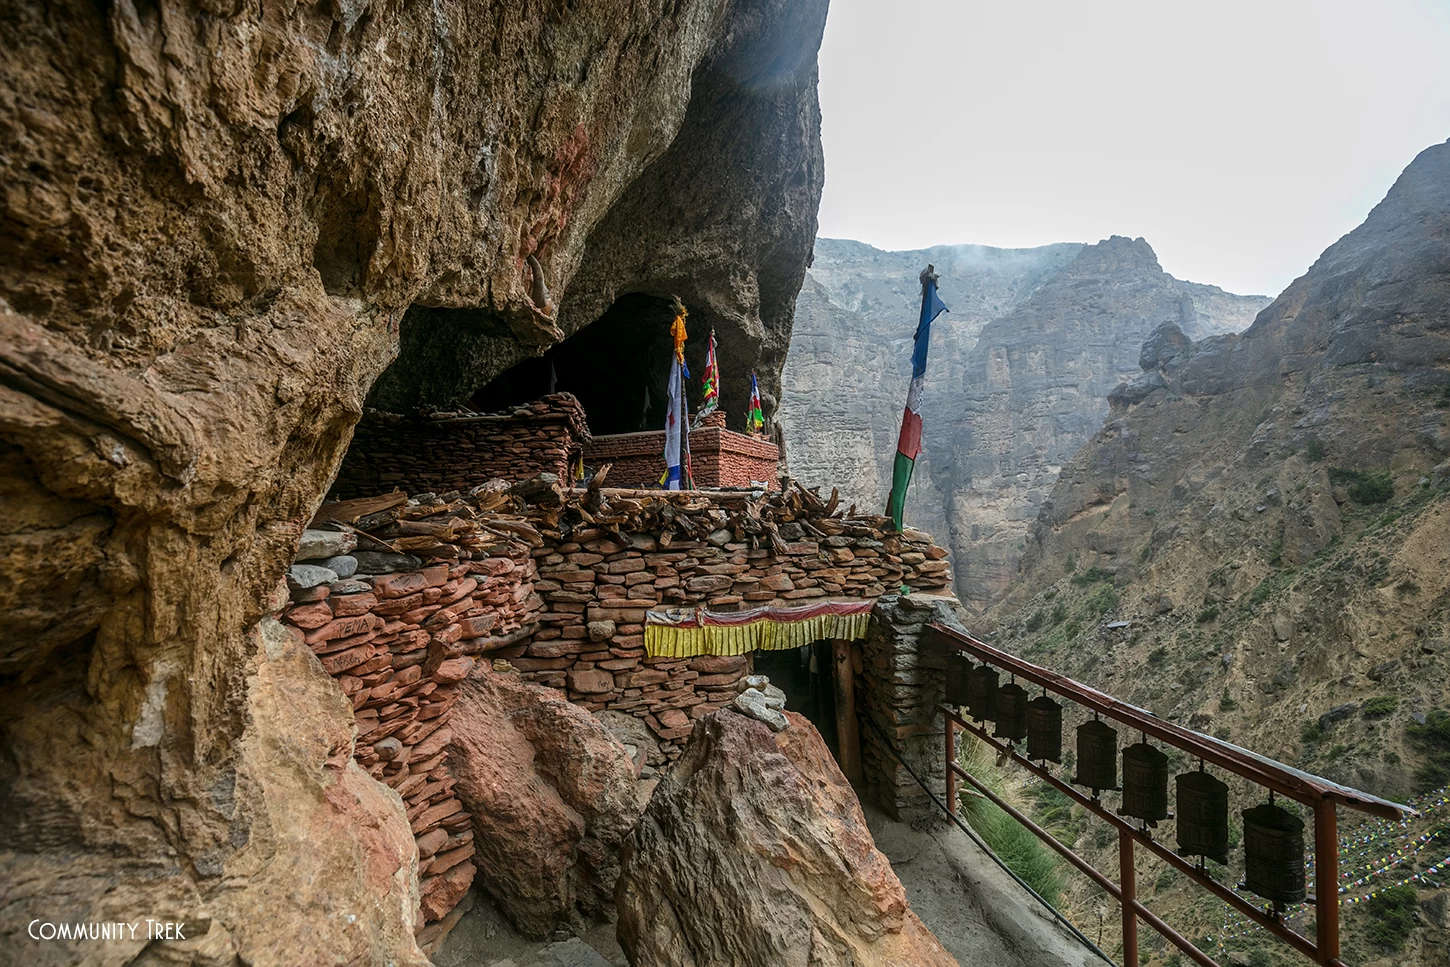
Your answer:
862;803;1105;967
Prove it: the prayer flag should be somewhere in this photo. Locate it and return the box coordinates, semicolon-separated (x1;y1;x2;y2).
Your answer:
662;300;692;490
886;266;948;530
699;330;719;417
747;372;764;433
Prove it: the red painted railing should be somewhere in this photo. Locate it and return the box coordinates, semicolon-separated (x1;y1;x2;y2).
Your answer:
930;622;1416;967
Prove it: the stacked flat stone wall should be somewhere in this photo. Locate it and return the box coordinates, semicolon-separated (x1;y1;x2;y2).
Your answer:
332;393;589;499
282;485;959;937
509;515;950;759
279;536;543;943
859;593;970;819
584;412;779;489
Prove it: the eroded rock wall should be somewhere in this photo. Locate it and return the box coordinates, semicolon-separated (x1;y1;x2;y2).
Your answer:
988;140;1450;833
780;237;1269;612
0;0;826;960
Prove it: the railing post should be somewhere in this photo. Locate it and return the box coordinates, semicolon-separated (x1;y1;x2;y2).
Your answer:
1120;829;1139;967
944;711;957;814
1314;801;1340;964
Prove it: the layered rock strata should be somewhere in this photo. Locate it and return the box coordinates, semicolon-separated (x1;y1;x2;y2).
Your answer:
781;237;1269;612
617;708;959;967
990;141;1450;837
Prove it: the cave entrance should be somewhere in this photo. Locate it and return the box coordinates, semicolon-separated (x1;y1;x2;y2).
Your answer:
753;641;862;783
470;293;713;435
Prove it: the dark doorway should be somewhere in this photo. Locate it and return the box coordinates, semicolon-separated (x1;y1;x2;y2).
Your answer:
753;643;841;762
469;293;715;435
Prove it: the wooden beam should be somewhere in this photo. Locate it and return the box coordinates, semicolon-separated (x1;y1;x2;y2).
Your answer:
832;640;862;783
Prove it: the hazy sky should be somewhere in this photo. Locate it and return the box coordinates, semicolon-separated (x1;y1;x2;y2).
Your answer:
815;0;1450;297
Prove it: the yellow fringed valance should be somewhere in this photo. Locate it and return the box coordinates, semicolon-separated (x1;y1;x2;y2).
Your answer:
644;602;873;658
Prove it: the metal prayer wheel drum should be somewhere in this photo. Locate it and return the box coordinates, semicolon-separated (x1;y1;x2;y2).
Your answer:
945;654;972;707
1074;719;1119;793
1026;696;1063;763
1175;770;1230;865
1120;742;1170;822
1242;802;1307;905
966;664;999;722
994;683;1029;742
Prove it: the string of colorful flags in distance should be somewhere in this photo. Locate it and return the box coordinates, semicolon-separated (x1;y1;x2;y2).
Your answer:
1207;786;1448;946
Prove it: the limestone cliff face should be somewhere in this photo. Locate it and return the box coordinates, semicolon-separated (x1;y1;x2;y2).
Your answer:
0;0;825;961
780;237;1268;610
989;141;1450;840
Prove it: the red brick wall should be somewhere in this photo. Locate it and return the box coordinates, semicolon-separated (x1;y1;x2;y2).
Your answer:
585;416;779;489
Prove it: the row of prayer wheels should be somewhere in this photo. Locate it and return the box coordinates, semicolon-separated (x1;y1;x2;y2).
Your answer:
946;654;1307;905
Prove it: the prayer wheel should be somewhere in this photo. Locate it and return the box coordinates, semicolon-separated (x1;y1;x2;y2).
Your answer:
945;653;972;707
1074;719;1119;794
1175;769;1230;865
1242;801;1307;905
1025;695;1063;763
966;664;999;723
994;682;1029;743
1120;741;1170;822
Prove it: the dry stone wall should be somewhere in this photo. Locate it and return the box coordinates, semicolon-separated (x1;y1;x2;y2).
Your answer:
333;394;590;500
279;529;544;944
281;481;959;935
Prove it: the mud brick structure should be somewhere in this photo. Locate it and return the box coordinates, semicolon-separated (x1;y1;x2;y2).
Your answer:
332;393;590;500
584;410;780;489
334;395;780;500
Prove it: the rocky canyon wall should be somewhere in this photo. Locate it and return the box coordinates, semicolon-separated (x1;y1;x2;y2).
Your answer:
985;140;1450;966
779;236;1269;613
0;0;826;962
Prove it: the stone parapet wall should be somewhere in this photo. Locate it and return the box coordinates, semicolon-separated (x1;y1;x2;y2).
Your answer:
332;393;589;499
278;530;544;943
283;483;957;937
859;594;967;818
510;519;947;754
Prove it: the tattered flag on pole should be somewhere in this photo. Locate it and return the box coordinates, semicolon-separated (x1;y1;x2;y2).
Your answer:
662;298;692;490
885;265;948;530
699;330;719;418
747;372;764;434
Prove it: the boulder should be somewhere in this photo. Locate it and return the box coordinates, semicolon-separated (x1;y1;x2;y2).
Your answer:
448;669;642;938
617;709;957;967
296;528;358;562
1139;321;1192;371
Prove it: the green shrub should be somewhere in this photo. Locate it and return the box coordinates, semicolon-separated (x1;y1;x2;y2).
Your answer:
1219;689;1238;711
957;741;1065;905
1365;884;1418;952
1070;566;1115;586
1300;721;1322;744
1025;610;1045;632
1267;538;1283;567
1396;579;1421;595
1196;605;1219;623
1407;708;1450;793
1084;585;1118;616
1328;467;1394;504
1049;602;1068;625
1362;696;1398;718
1063;619;1082;639
1305;436;1325;461
1148;645;1168;664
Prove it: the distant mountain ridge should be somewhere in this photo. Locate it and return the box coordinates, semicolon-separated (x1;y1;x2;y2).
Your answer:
780;235;1270;610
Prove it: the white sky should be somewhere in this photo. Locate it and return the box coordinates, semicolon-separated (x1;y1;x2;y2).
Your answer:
815;0;1450;297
